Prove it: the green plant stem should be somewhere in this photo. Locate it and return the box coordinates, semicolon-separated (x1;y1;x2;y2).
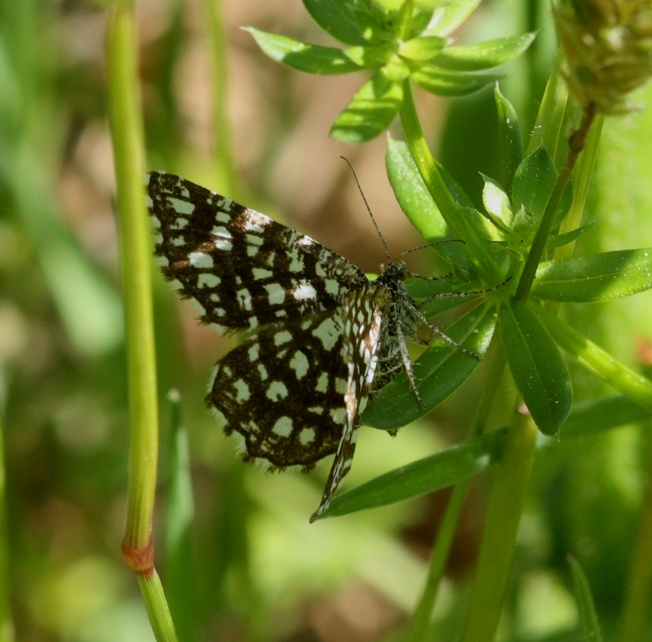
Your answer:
106;4;179;641
407;340;508;641
515;103;597;301
398;81;501;283
139;571;180;642
460;410;538;642
554;115;604;259
202;0;237;195
107;0;158;554
409;479;473;639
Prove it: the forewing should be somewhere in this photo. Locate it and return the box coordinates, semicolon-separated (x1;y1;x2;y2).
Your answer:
146;171;368;330
311;288;388;521
206;308;352;469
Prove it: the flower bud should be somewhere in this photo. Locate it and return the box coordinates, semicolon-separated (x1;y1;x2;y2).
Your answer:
554;0;652;113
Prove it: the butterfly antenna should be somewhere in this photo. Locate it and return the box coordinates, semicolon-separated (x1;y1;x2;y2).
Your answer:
340;156;391;261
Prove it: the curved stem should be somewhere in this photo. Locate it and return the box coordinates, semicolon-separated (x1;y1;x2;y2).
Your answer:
398;81;502;283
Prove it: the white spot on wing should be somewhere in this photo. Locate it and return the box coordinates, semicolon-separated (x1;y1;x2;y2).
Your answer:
293;281;317;301
169;197;194;215
313;317;339;351
211;225;232;239
246;232;264;246
169;217;188;230
272;416;293;438
288;255;304;273
264;283;286;306
315;372;329;393
329;407;346;425
197;273;220;288
274;330;292;346
289;350;309;378
215;237;233;251
233;379;250;402
267;380;288;401
248;344;259;362
325;279;340;296
243;218;265;233
236;289;253;311
188;252;214;269
253;267;273;279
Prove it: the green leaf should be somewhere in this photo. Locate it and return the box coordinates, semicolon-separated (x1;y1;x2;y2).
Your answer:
512;144;557;224
482;175;513;233
494;85;522;191
399;35;447;62
533;249;652;302
408;8;435;39
342;44;390;68
500;301;572;435
363;303;497;430
246;28;363;75
561;395;652;439
544;222;595;251
462;203;506;244
321;429;506;519
568;557;603;642
386;136;447;240
330;70;403;141
423;0;483;37
433;33;536;71
324;394;652;519
411;66;500;96
302;0;383;46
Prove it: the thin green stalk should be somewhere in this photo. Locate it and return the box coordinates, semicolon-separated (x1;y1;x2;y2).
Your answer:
202;0;237;195
139;572;181;642
407;340;508;641
532;306;652;413
106;3;179;640
555;115;604;248
398;81;502;284
106;0;158;554
460;410;538;642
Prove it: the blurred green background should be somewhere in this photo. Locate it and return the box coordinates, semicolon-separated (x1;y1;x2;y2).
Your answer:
2;1;652;641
